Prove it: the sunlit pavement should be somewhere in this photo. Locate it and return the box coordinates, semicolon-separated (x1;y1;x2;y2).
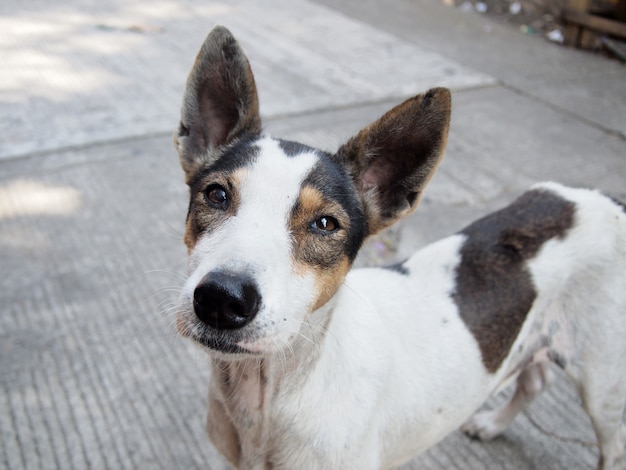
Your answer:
1;0;624;468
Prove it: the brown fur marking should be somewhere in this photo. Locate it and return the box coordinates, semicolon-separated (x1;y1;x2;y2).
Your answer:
184;168;247;251
290;185;353;311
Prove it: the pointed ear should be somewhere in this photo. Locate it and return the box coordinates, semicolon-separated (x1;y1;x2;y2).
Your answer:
335;87;451;234
174;26;262;183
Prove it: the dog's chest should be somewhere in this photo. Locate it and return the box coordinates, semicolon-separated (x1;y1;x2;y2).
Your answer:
217;359;267;426
211;373;301;468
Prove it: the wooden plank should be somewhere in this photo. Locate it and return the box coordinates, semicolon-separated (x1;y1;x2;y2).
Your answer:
564;9;626;39
564;0;591;45
568;0;591;12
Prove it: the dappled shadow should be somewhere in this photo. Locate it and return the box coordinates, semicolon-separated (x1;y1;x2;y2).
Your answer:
0;0;493;159
0;0;234;159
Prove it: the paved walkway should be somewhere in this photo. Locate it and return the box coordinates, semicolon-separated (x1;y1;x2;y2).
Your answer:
1;0;625;469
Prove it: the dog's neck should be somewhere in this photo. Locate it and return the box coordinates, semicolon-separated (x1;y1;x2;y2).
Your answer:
207;300;337;467
208;357;271;467
211;297;336;398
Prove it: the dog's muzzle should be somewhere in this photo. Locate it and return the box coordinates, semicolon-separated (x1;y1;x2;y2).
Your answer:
193;270;261;330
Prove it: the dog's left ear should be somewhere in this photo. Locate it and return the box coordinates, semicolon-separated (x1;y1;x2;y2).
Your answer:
335;88;451;234
175;26;262;184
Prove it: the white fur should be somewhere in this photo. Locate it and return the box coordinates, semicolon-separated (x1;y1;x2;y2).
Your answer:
180;177;626;469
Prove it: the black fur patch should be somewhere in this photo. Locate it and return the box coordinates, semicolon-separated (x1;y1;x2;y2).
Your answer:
384;261;410;276
185;136;260;244
278;139;319;158
608;195;626;213
189;135;260;191
301;154;367;262
452;189;576;373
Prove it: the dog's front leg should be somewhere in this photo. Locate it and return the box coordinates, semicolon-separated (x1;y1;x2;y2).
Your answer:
207;388;241;467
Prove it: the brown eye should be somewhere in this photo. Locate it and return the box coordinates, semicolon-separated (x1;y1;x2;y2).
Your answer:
311;216;339;233
205;184;228;209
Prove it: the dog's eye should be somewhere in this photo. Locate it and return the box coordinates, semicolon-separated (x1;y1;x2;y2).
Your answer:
205;184;229;209
311;216;339;233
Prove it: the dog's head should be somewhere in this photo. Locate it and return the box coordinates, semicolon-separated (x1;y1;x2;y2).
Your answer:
174;26;451;356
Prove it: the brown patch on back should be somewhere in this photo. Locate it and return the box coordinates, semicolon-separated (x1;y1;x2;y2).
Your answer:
452;189;576;373
290;185;354;311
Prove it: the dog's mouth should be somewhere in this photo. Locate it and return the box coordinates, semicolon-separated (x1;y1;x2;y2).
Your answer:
176;312;258;355
195;333;251;354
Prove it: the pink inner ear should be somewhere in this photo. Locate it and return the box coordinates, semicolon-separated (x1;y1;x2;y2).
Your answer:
198;77;239;149
360;170;378;191
360;158;395;193
205;114;228;149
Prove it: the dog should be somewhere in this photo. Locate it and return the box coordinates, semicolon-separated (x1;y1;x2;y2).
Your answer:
173;26;626;469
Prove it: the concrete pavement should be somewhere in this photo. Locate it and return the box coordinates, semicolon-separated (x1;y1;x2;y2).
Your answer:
1;0;624;469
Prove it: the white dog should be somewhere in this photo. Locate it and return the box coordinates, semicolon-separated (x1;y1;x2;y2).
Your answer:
174;26;626;469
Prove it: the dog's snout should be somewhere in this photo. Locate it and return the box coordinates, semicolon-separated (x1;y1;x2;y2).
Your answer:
193;271;261;330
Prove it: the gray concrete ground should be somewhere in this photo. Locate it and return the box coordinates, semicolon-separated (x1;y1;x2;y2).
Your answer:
1;0;624;469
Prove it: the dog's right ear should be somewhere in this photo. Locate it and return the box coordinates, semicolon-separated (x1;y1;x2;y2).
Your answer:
174;26;262;183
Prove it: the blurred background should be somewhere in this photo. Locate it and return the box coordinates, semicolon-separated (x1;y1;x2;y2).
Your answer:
1;0;625;468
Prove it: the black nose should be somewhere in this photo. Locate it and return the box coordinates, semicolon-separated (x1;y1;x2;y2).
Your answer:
193;271;261;330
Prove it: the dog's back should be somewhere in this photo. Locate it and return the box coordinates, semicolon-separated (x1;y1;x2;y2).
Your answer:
456;182;626;470
325;182;626;466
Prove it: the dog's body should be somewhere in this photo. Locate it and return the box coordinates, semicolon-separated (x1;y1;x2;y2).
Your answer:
174;27;626;469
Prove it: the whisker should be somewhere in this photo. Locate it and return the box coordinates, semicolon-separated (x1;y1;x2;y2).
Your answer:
145;268;187;282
